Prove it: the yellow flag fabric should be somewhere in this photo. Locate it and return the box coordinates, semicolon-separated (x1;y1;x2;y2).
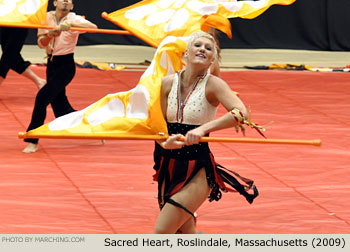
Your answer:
0;0;48;25
103;0;296;47
24;36;189;139
23;0;296;140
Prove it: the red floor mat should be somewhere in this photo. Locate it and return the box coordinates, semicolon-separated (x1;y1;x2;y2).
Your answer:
0;66;349;233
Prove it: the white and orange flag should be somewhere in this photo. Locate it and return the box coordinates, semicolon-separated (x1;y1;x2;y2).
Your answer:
103;0;296;47
21;0;295;140
22;36;189;140
0;0;48;26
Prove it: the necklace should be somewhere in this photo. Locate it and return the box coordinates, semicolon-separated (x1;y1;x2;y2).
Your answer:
177;71;205;122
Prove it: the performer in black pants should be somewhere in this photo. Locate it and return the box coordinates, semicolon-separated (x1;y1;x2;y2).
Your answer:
23;0;97;153
24;53;76;145
0;27;45;89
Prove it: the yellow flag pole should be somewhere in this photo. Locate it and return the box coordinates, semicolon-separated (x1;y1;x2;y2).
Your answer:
0;23;132;35
18;132;321;147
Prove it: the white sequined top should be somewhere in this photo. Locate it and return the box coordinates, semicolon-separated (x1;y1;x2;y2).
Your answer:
167;70;218;125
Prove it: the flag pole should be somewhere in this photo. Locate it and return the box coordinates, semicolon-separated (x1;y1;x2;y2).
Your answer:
18;132;321;146
0;23;132;35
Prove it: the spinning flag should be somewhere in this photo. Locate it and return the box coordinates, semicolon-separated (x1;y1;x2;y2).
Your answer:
22;36;189;139
20;0;296;140
103;0;296;47
0;0;48;26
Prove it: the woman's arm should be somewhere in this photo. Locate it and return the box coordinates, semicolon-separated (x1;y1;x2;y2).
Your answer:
184;76;248;145
206;75;247;116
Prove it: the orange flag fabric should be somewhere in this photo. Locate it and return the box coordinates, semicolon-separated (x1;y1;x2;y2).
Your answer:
21;35;189;139
103;0;296;47
0;0;48;26
20;0;297;140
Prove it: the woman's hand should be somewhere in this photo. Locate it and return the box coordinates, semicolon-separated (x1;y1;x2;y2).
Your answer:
159;134;185;149
184;127;205;145
235;124;246;136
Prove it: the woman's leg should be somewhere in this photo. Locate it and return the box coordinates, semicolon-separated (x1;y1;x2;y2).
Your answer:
176;216;196;234
0;28;44;89
154;168;210;234
21;67;46;89
0;28;13;81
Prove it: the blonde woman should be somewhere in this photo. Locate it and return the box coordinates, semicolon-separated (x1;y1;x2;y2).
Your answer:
153;31;258;234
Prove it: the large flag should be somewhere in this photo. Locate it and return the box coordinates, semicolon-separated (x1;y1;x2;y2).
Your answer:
103;0;296;47
0;0;48;26
21;0;296;140
22;35;189;139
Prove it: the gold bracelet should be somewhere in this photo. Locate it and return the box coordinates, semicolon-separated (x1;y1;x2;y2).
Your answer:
230;108;245;125
231;107;268;138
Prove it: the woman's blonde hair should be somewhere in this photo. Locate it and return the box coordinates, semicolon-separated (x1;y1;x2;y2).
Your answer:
186;31;218;60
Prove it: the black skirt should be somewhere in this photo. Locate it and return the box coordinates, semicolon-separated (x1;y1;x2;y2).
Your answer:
153;123;258;208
